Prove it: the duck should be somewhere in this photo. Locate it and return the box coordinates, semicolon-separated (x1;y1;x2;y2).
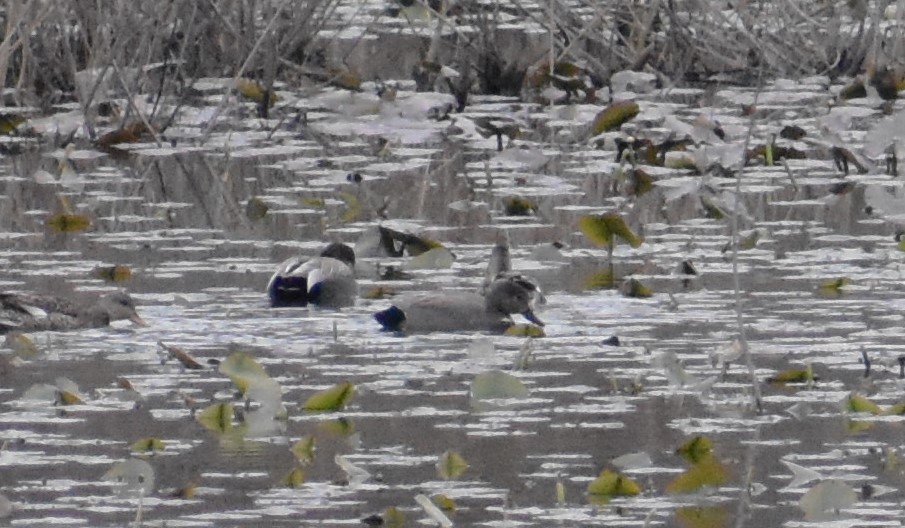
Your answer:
0;291;147;334
266;242;358;308
374;273;544;334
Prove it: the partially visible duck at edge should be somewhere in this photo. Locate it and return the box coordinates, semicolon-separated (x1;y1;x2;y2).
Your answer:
374;273;544;334
0;291;147;334
267;242;358;308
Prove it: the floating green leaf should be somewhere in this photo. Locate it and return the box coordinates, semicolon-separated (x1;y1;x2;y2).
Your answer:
197;402;234;433
339;191;361;223
382;506;406;528
235;78;277;106
47;213;91;233
92;264;132;282
279;467;305;488
621;278;653;298
0;114;25;134
245;197;269;221
817;278;850;298
675;505;728;528
437;450;469;480
676;436;712;464
767;368;817;384
846;393;881;415
318;418;356;437
131;437;165;454
291;435;316;464
586;469;641;504
4;332;39;359
590;101;640;135
738;230;760;250
628;168;654;196
471;370;529;400
884;402;905;415
407;246;455;270
700;196;726;220
219;352;269;393
583;268;615;290
304;381;355;411
578;213;642;248
102;458;155;499
666;454;728;494
432;494;456;511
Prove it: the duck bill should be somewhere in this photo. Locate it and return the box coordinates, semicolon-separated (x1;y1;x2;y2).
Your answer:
129;313;149;327
522;309;544;327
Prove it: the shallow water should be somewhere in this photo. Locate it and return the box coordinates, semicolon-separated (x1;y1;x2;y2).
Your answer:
2;71;905;527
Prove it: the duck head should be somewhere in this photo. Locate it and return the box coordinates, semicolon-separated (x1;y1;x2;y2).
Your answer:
485;274;544;326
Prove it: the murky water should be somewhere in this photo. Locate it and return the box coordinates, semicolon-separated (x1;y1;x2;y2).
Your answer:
2;66;905;528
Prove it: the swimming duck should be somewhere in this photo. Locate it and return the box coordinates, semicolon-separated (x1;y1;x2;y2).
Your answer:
267;242;358;308
374;273;544;334
0;291;147;334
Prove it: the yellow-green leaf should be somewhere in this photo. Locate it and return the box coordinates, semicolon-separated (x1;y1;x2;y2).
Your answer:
432;494;456;511
846;418;873;433
279;467;305;488
245;197;269;222
92;264;132;282
767;368;816;384
235;78;277;106
885;402;905;415
586;469;641;503
675;505;728;528
131;437;165;453
4;332;39;359
300;197;326;208
304;381;355;412
503;323;546;337
700;196;726;220
738;230;760;250
339;192;361;223
47;213;91;233
817;278;850;298
666;454;728;494
197;402;234;433
291;435;316;464
590;101;640;135
218;352;268;394
437;450;469;480
847;393;881;415
839;79;867;100
621;278;653;298
0;114;26;134
583;268;616;290
628;168;654;196
578;213;642;248
318;417;356;437
471;370;529;400
56;390;82;405
171;480;197;499
676;436;712;464
383;506;406;528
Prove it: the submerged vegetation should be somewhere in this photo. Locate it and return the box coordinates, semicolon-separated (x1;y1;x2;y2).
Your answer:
2;0;905;527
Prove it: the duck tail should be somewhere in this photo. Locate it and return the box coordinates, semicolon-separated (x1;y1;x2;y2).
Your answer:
374;306;405;331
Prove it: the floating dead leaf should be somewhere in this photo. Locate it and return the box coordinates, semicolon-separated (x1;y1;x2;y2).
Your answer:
363;286;396;299
279;467;305;488
303;381;355;412
117;377;136;391
4;332;39;359
579;213;642;248
235;79;277;106
300;197;326;208
621;278;653;298
95;122;152;148
839;79;867;100
437;450;469;480
666;454;728;494
245;197;269;222
846;393;881;415
627;168;654;196
92;264;132;282
586;469;641;504
816;278;850;298
131;437;165;454
291;435;316;464
700;196;727;220
676;436;712;464
197;402;234;433
47;213;91;233
780;125;807;140
502;196;537;216
504;323;546;337
171;479;197;499
590;101;639;135
159;341;205;370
